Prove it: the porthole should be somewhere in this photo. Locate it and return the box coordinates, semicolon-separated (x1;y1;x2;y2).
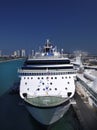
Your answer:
51;77;53;79
31;77;33;79
37;88;40;91
24;77;26;79
65;87;67;90
55;77;57;79
25;82;27;85
46;77;49;79
50;82;52;85
42;83;44;85
67;82;70;84
62;77;64;79
55;88;57;90
38;77;40;79
27;77;29;79
49;88;52;90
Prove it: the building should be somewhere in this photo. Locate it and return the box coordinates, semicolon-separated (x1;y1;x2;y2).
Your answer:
21;49;26;57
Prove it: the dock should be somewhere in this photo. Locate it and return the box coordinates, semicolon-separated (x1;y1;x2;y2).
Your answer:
72;91;97;130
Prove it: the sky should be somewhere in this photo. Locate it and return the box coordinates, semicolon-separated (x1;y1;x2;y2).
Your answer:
0;0;97;55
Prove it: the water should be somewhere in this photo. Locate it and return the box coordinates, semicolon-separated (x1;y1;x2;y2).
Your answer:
0;59;82;130
0;59;24;96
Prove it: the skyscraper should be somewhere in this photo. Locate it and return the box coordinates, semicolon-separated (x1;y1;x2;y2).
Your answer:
21;49;26;57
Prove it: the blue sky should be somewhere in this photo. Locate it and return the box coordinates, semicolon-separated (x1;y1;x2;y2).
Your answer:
0;0;97;55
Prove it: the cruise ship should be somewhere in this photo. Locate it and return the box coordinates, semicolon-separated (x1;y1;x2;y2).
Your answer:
19;40;76;125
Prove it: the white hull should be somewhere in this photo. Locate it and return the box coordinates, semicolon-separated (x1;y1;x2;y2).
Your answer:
25;101;70;125
19;41;76;125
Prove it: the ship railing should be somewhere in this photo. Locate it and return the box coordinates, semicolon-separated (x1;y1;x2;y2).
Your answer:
18;69;76;76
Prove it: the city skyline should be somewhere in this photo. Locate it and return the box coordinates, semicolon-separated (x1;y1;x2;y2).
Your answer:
0;0;97;55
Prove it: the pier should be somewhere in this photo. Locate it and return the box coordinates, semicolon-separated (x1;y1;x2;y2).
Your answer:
72;85;97;130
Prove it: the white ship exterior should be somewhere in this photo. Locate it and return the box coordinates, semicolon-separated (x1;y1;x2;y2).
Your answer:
19;40;76;125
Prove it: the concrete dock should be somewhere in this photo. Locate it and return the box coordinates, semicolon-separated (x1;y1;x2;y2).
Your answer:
73;92;97;130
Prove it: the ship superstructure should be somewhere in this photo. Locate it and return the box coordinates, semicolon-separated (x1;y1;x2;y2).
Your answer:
19;40;76;125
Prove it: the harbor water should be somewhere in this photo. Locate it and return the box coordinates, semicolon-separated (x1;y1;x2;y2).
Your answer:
0;59;82;130
0;59;24;96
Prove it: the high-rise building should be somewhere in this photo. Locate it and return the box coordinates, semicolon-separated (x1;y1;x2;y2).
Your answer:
21;49;26;57
13;51;17;57
17;50;20;57
32;50;34;56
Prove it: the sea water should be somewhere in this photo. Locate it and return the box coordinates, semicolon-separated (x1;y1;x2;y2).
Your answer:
0;59;24;96
0;59;82;130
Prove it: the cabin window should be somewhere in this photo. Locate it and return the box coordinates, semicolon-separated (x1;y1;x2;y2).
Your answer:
25;82;27;85
37;88;40;91
67;82;70;84
46;77;49;79
42;83;44;85
50;82;52;85
55;88;57;90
